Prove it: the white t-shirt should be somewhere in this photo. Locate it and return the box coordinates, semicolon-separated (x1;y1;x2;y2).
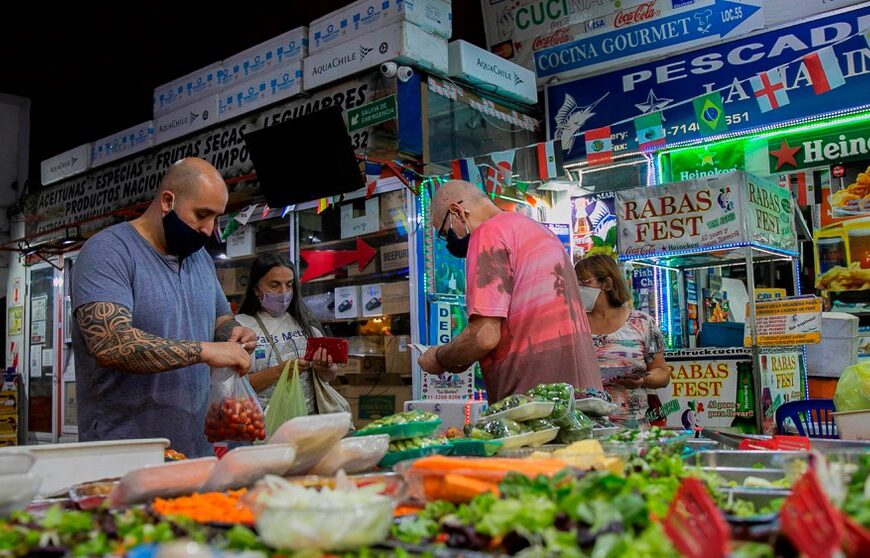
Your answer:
235;311;320;412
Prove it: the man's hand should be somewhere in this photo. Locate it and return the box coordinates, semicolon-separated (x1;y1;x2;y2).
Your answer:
418;347;445;374
202;342;251;375
228;326;257;352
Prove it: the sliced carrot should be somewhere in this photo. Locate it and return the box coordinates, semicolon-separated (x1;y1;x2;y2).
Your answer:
441;474;500;503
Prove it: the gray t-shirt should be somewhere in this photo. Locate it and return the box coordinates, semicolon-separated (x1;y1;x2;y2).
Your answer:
71;222;231;458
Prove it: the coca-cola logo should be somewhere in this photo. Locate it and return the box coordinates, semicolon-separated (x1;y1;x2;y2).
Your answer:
613;1;659;28
532;27;570;51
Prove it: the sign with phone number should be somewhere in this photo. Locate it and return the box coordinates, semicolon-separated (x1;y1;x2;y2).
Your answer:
546;4;870;162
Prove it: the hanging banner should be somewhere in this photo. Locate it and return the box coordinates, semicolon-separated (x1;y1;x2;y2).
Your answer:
744;296;823;347
746;174;797;252
653;348;751;430
28;76;387;236
571;191;617;260
616;173;743;257
759;351;805;435
546;4;870;162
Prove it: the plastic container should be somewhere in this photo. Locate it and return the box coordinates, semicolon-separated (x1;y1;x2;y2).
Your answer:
269;413;352;476
311;435;390;476
201;444;296;493
0;452;34;475
0;439;169;497
479;401;555;423
109;457;217;506
378;444;453;469
69;480;119;510
0;473;41;516
255;494;395;551
833;410;870;440
496;428;560;451
353;419;441;441
448;439;503;457
574;398;618;417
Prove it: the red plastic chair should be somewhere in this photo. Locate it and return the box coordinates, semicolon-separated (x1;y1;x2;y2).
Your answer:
775;399;839;439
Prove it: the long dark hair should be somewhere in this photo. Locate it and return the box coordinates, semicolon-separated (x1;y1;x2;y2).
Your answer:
238;254;320;338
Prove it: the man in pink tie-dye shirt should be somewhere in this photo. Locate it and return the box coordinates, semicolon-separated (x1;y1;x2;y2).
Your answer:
418;180;602;402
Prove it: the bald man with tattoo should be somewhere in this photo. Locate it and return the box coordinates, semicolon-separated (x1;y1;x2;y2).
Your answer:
71;158;257;456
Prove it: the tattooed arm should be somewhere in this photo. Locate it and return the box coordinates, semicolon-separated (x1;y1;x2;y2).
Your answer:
214;315;257;351
76;302;251;374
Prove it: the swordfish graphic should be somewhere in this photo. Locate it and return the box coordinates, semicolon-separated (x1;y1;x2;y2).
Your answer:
553;92;609;152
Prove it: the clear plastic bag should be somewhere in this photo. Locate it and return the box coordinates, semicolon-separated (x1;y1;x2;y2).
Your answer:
268;412;353;475
556;410;594;443
310;435;390;476
264;360;309;437
834;362;870;412
200;444;297;493
527;383;576;427
204;367;266;443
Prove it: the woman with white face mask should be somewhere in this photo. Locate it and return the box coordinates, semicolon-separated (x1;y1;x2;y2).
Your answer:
235;254;338;414
575;255;670;428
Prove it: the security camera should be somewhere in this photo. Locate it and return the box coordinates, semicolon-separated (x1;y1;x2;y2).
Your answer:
397;65;414;83
380;62;398;78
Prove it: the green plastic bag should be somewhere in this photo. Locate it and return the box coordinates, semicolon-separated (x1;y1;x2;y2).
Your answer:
834;362;870;412
264;360;308;437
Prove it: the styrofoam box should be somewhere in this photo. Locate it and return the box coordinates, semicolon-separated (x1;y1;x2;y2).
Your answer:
154;94;219;146
218;62;303;122
304;21;448;91
41;143;92;186
806;312;860;378
0;438;169;496
153;62;221;117
310;0;451;54
218;27;308;85
91;121;154;168
404;400;487;433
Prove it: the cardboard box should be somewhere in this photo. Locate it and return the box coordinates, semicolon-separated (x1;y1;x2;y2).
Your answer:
348;256;378;277
91;121;154;168
310;0;452;53
380;241;409;272
0;435;17;447
154;94;219;146
338;354;386;375
385;335;411;375
404;399;487;433
218;27;308;85
153;62;221;116
0;390;18;416
361;284;384;317
806;312;860;378
41;144;91;186
381;281;410;315
379;189;407;230
340;197;380;239
226;225;256;258
338;383;412;426
335;286;361;319
304;21;448;91
218;62;304;122
216;266;250;296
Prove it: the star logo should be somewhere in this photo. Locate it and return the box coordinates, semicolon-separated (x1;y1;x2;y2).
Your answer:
635;89;673;114
698;149;716;167
769;140;802;171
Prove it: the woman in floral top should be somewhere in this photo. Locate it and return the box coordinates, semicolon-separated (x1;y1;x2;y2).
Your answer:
574;255;670;426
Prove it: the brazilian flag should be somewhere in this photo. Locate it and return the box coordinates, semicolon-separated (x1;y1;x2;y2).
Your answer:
693;92;728;135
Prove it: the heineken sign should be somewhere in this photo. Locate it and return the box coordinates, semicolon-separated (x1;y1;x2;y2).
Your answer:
666;143;744;182
750;124;870;175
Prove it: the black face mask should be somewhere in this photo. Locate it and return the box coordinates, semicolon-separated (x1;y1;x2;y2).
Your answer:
445;219;471;259
162;209;209;260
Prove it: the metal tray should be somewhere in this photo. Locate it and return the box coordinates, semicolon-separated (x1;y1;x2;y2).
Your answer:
690;450;808;469
698;466;790;488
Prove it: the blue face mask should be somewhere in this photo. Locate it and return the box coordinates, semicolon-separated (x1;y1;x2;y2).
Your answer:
260;290;293;317
162;197;209;259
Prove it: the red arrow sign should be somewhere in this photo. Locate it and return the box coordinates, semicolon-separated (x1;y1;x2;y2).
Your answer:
300;238;377;282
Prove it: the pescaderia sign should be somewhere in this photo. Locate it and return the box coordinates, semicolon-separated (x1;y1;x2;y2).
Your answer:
29;77;381;236
545;4;870;162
